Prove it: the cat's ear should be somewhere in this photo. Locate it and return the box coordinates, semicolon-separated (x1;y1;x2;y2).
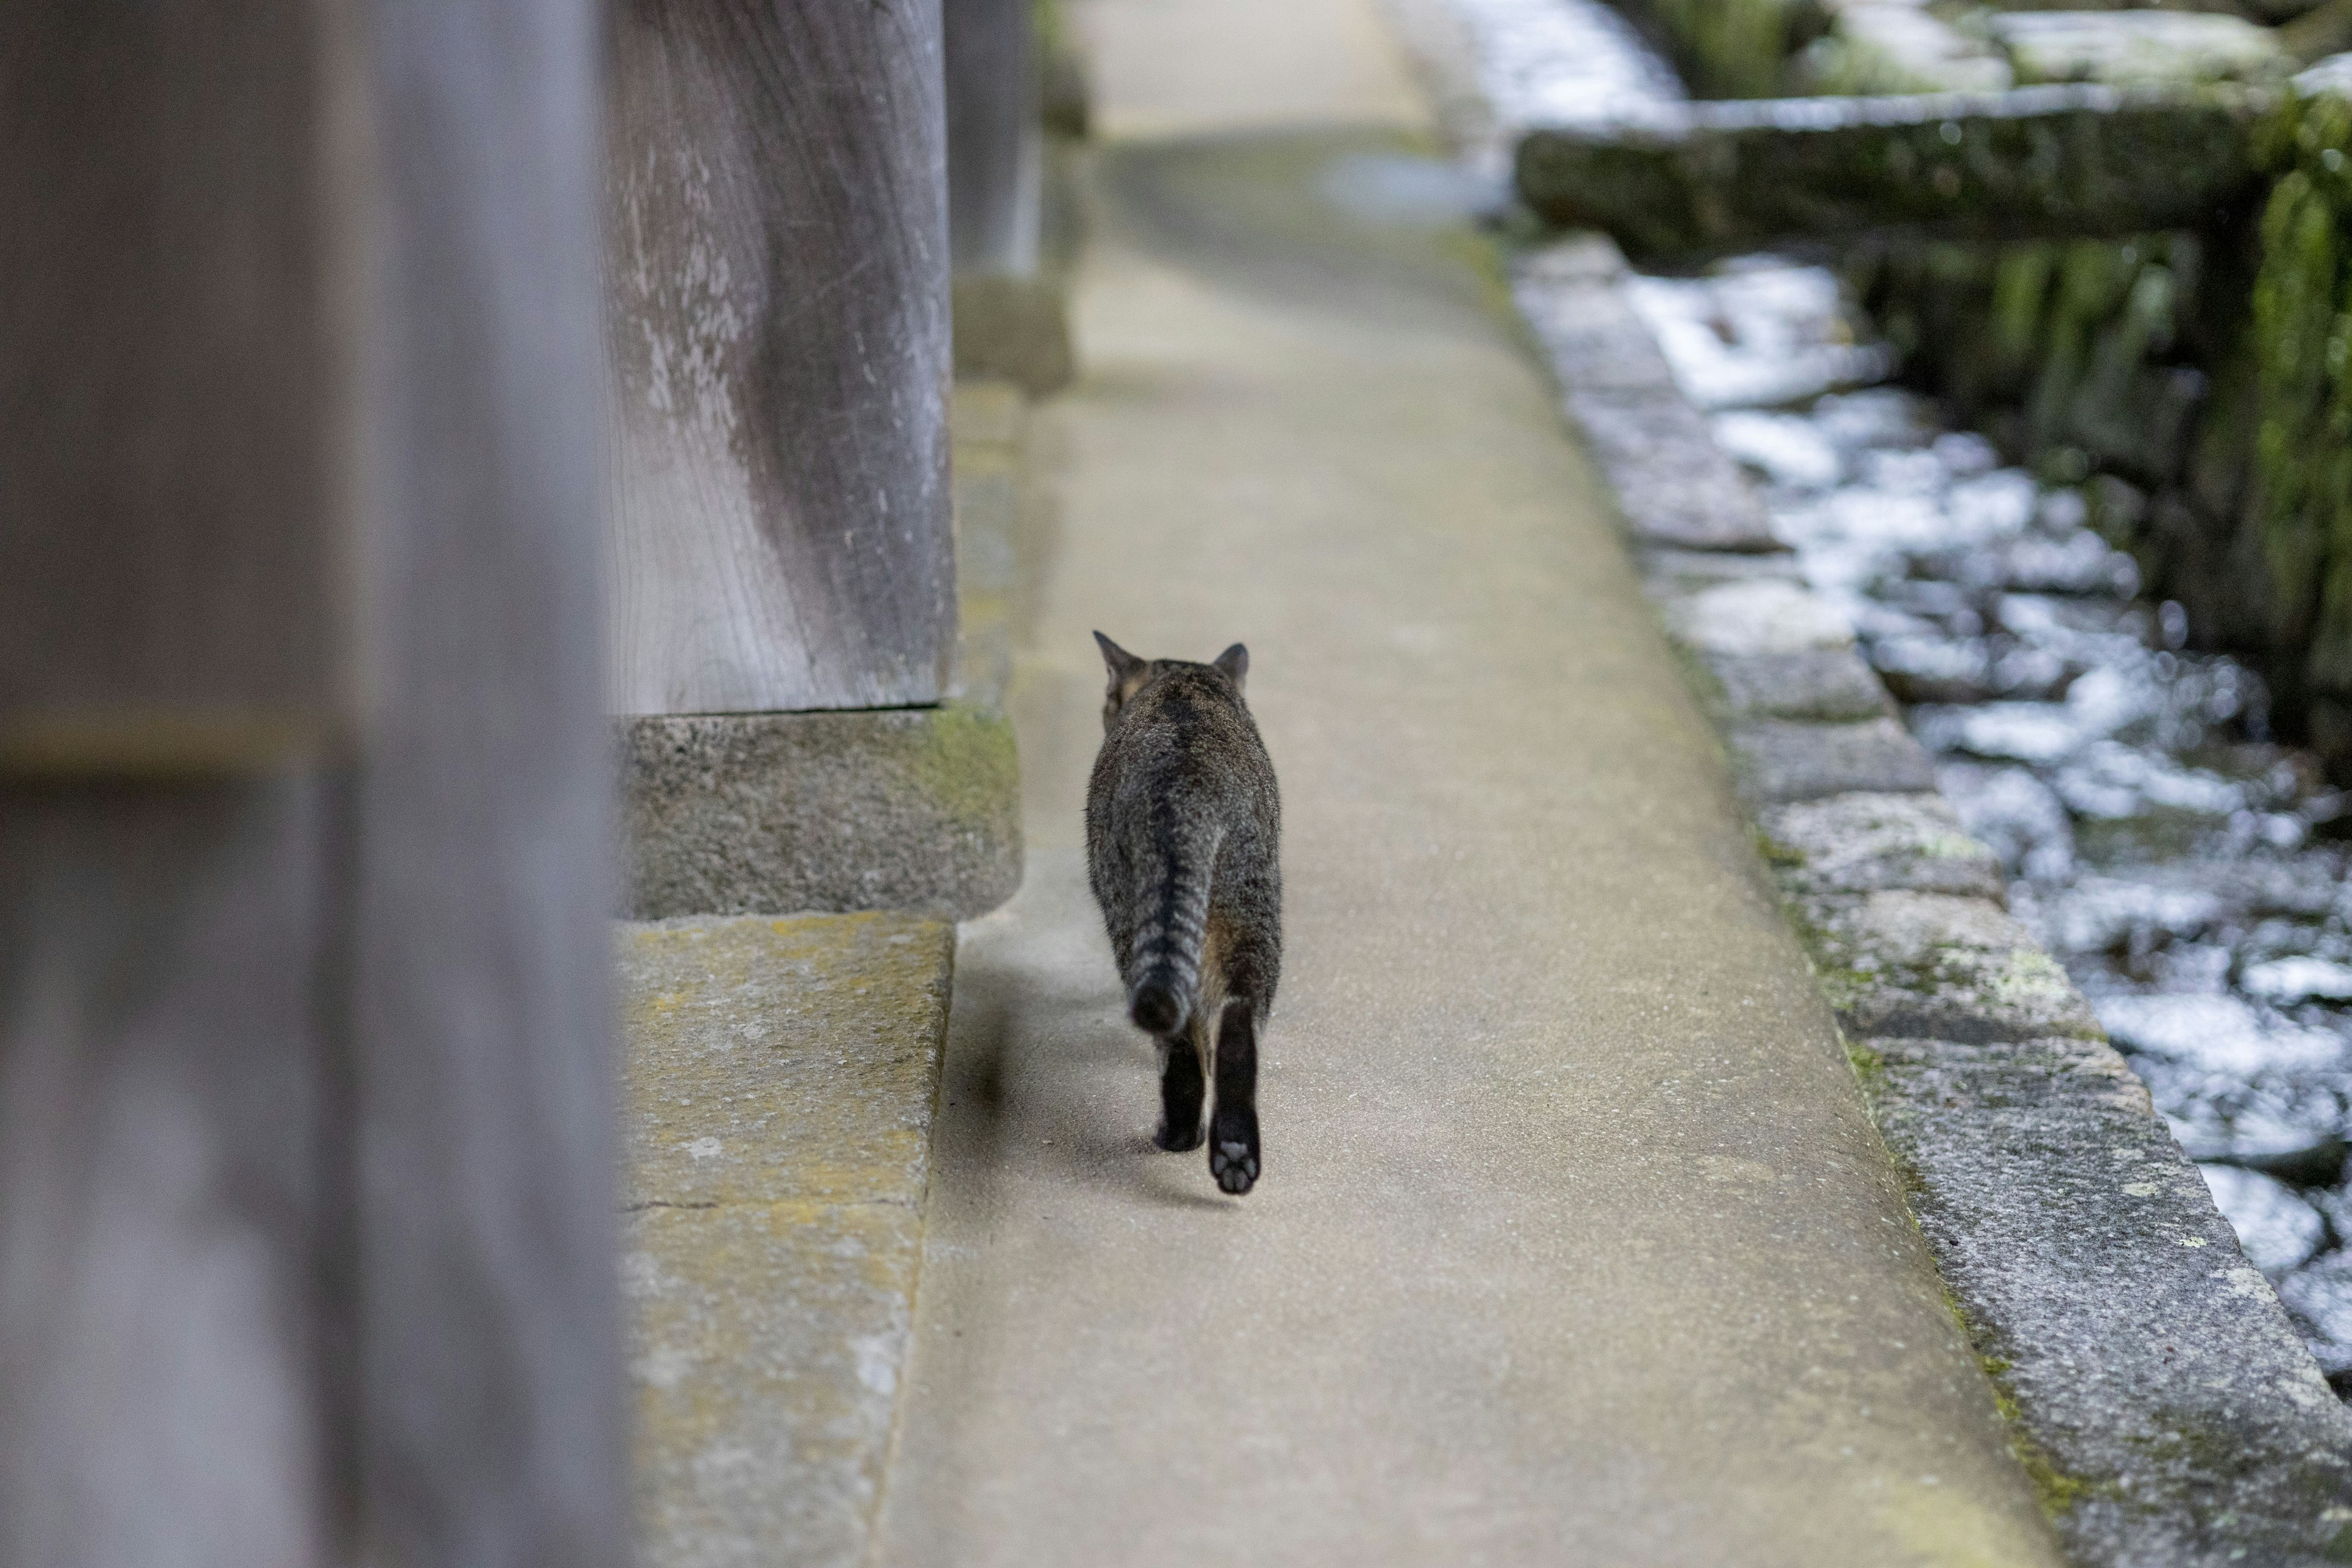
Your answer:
1094;630;1145;686
1213;643;1248;693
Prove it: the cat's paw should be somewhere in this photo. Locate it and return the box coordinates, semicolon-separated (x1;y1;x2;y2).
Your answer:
1155;1116;1204;1153
1208;1109;1259;1194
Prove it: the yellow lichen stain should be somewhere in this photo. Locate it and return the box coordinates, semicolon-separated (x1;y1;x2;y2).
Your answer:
1991;948;2071;1005
1875;1475;2065;1568
1921;832;1986;861
619;911;951;1212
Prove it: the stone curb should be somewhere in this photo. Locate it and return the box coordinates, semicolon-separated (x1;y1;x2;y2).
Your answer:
952;274;1076;399
1512;232;2352;1566
619;704;1020;922
620;911;956;1568
1512;237;1781;552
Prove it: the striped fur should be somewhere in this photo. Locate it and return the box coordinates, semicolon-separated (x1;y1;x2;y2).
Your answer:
1087;633;1281;1194
1123;820;1223;1035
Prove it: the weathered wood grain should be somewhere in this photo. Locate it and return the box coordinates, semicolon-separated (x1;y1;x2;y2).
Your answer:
0;2;626;1565
0;782;337;1568
605;0;956;715
347;1;625;1561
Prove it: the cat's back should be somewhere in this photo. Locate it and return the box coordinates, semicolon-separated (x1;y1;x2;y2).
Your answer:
1091;665;1275;821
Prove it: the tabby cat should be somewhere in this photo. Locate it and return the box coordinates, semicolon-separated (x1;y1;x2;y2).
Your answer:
1085;633;1283;1195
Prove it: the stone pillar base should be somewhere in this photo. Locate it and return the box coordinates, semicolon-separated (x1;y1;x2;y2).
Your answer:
952;273;1074;397
620;704;1020;920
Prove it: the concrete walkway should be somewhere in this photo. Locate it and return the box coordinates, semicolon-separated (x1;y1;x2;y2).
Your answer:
873;4;2067;1563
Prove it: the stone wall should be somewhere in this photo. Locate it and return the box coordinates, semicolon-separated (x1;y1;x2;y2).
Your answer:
1850;79;2352;769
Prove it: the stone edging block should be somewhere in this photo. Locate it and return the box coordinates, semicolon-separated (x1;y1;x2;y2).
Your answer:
620;704;1021;922
1796;888;2106;1044
1511;237;1782;553
1728;715;1939;804
952;273;1075;398
621;911;955;1566
1867;1030;2352;1568
1512;229;2352;1564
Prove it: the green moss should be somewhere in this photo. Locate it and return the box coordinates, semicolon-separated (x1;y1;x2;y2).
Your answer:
1438;221;1523;331
1754;825;1806;870
1659;633;1734;724
1989;246;2057;378
1800;936;2103;1526
1912;1281;2108;1523
1984;1362;2101;1520
1661;0;1803;97
2245;88;2352;691
1773;894;1877;1014
1817;1016;2103;1520
1840;1057;2104;1518
1843;1033;1890;1097
1854;228;2207;488
907;702;1021;829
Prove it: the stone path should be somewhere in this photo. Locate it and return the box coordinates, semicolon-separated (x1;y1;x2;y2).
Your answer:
622;913;954;1566
867;2;2070;1562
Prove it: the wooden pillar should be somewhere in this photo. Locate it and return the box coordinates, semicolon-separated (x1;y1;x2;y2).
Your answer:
0;2;624;1565
348;2;623;1560
941;0;1072;397
946;0;1043;276
604;0;1018;923
604;0;956;717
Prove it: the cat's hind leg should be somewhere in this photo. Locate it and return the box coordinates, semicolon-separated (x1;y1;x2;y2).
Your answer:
1154;1030;1205;1152
1208;997;1260;1194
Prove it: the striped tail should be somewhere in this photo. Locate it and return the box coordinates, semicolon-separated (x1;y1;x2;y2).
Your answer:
1125;828;1221;1038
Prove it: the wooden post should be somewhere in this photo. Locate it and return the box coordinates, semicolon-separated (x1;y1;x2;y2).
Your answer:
604;0;956;717
942;0;1073;396
347;3;623;1561
604;0;1019;922
946;0;1043;276
0;3;624;1564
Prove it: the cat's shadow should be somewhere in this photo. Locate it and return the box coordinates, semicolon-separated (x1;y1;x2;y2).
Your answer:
1055;1123;1236;1213
1041;1017;1241;1212
952;951;1240;1210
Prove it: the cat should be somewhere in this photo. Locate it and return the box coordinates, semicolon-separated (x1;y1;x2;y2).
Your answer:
1086;632;1283;1195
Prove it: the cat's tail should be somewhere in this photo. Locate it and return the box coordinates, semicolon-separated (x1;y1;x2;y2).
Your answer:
1125;826;1223;1038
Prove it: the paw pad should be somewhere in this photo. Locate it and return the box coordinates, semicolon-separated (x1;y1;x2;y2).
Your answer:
1210;1139;1259;1194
